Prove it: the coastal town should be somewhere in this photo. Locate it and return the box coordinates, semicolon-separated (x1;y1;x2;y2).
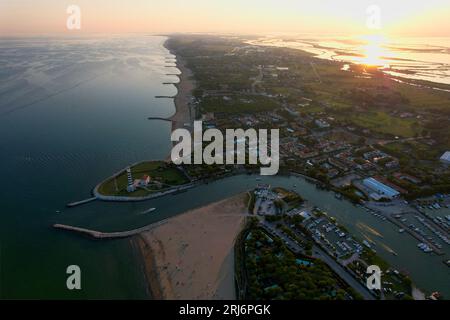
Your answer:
4;0;450;309
59;35;450;300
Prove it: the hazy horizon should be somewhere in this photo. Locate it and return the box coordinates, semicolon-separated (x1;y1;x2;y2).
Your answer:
1;0;450;37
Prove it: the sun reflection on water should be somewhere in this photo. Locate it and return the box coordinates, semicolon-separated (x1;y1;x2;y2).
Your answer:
359;34;391;67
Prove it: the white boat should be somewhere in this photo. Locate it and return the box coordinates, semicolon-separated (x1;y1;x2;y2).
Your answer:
398;228;405;233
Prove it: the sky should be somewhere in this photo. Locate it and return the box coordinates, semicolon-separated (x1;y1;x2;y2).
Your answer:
1;0;450;36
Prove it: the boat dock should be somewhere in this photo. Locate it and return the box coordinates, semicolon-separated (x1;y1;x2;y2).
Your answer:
66;197;97;208
388;215;444;255
53;220;167;239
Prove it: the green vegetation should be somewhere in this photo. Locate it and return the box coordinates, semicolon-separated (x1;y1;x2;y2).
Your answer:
338;185;367;203
97;161;189;197
201;95;278;114
273;187;304;208
239;225;359;300
347;111;419;137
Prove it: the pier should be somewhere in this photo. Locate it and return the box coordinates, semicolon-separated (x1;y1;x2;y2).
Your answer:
66;197;97;208
53;220;167;239
155;95;175;98
387;215;444;255
147;117;173;122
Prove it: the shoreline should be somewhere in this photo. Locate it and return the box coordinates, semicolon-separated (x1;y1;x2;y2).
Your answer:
164;39;196;132
134;38;197;299
72;38;197;205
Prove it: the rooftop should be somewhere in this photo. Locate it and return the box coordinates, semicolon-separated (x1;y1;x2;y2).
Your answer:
440;151;450;163
363;177;400;198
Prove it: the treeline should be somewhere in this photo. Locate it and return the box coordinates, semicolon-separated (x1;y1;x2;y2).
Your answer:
241;226;356;300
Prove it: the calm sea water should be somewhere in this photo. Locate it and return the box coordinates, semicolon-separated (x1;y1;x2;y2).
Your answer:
0;35;176;298
0;35;448;299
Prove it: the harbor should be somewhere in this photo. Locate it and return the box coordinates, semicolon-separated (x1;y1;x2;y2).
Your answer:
61;174;450;298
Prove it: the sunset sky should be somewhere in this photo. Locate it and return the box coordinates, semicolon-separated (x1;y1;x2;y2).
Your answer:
1;0;450;36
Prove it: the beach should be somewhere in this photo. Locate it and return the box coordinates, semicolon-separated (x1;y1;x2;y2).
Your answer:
135;193;249;300
166;41;196;132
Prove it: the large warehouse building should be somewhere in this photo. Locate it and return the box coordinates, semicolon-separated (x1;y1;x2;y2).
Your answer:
363;177;400;200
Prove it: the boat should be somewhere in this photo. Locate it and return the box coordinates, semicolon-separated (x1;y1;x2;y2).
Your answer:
398;228;405;233
362;240;372;248
140;208;156;214
417;242;433;253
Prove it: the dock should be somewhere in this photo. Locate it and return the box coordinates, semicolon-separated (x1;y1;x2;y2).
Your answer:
66;197;97;208
53;220;167;239
147;117;173;122
388;215;444;255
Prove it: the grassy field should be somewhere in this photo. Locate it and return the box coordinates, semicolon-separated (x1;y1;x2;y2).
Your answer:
380;140;442;161
201;95;278;114
346;111;419;137
97;161;189;197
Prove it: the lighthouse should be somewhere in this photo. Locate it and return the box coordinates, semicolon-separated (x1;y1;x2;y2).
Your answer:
126;167;135;193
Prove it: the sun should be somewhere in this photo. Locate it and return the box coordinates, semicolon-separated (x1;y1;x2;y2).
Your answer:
359;34;390;67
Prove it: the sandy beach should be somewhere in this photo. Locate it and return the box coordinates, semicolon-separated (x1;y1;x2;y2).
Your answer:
166;41;196;132
135;193;249;300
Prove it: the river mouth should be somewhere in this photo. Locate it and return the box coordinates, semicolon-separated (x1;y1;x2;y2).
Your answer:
61;173;450;298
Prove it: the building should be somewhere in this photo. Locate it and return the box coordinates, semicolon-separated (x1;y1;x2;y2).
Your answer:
363;177;400;200
133;175;151;188
440;151;450;165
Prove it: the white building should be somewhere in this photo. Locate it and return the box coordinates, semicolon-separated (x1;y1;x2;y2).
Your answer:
440;151;450;165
